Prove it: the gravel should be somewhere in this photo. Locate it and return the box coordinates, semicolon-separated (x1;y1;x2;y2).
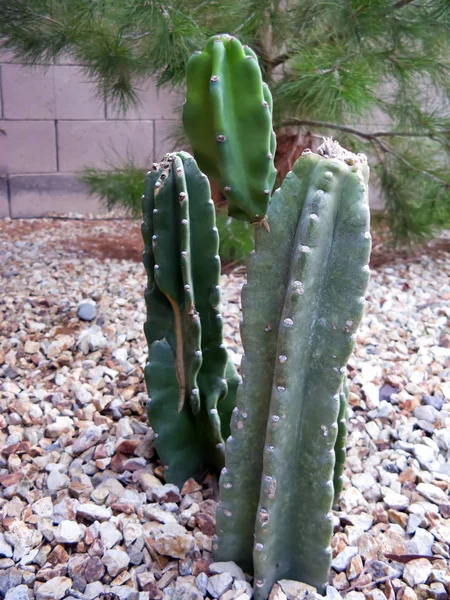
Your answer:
0;218;449;600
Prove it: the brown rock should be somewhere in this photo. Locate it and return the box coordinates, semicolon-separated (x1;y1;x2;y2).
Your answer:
68;480;93;499
116;438;141;455
347;554;363;580
196;513;216;536
0;472;22;487
47;545;69;566
399;467;418;484
181;479;202;495
84;556;105;583
110;452;127;472
388;509;408;528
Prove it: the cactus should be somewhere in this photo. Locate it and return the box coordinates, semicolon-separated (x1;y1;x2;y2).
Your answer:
215;140;371;598
142;151;240;487
183;34;277;224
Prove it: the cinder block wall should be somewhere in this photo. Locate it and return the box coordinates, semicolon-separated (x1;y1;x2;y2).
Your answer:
0;52;182;218
0;51;386;218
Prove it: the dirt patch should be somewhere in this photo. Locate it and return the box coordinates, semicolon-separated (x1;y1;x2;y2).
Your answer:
68;226;144;263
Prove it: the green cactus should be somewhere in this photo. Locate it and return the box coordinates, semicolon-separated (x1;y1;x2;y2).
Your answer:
183;34;277;224
215;140;371;598
142;151;240;487
333;376;349;506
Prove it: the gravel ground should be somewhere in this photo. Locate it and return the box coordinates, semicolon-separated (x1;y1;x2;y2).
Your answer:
0;218;449;600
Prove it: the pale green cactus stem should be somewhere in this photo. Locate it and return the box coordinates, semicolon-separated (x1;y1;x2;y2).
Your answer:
215;139;371;599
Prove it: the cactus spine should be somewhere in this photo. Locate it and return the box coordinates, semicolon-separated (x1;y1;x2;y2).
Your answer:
183;34;277;224
142;152;240;487
215;140;371;598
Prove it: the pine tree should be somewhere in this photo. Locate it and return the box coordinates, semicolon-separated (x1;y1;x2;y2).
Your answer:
2;0;450;241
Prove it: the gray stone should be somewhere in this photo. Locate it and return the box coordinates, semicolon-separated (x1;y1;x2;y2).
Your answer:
210;561;246;581
278;580;318;600
172;581;203;600
77;327;107;354
207;573;233;598
5;585;29;600
403;558;432;587
72;425;104;454
416;483;448;505
36;577;72;600
99;521;122;549
46;470;70;493
413;445;437;470
0;532;13;558
409;528;434;555
84;582;105;600
102;548;130;577
414;405;440;423
423;395;444;410
331;546;359;572
108;587;139;600
77;503;112;522
77;299;97;322
195;572;209;595
54;520;84;544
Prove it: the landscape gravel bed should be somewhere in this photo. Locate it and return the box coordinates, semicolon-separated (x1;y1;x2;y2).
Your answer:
0;218;449;600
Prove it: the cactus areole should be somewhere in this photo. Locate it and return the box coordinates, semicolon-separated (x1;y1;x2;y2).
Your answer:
183;34;277;224
215;140;371;598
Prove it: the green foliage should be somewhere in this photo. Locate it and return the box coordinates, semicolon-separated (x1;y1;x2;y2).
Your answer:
80;161;145;218
215;212;254;264
3;0;450;239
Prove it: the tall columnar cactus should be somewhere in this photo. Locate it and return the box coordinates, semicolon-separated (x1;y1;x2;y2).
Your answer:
142;151;240;487
215;140;371;598
183;34;277;224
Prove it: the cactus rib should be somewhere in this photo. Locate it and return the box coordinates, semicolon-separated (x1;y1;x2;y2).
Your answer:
215;140;371;598
333;376;349;506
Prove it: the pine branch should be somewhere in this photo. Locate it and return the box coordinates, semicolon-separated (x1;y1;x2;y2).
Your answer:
280;118;450;141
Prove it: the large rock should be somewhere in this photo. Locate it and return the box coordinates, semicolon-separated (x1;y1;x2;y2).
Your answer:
146;523;194;559
36;577;72;600
54;520;84;544
102;548;130;577
403;559;432;587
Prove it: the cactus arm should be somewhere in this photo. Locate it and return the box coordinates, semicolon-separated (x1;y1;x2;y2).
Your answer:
142;152;238;483
333;376;349;506
183;34;277;223
215;142;371;597
145;341;204;488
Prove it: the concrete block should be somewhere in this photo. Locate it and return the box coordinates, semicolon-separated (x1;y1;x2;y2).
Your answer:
2;64;55;119
0;176;9;217
108;80;183;120
154;120;180;161
58;120;154;171
0;120;57;174
9;173;103;217
55;66;105;119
